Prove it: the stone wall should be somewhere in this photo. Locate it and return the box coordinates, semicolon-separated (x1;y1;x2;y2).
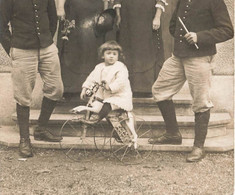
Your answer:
214;0;234;75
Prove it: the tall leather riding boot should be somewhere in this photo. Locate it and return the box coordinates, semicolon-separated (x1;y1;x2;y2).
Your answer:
38;96;57;127
157;100;180;134
34;97;62;142
16;103;33;157
148;100;182;144
186;109;210;162
194;109;210;148
17;103;30;139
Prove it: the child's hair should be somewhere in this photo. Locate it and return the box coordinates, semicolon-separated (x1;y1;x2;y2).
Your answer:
98;40;125;62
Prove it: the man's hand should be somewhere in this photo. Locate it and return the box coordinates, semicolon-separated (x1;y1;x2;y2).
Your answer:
184;32;197;44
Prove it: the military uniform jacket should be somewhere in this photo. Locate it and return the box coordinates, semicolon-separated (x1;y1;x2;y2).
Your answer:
170;0;234;58
0;0;57;54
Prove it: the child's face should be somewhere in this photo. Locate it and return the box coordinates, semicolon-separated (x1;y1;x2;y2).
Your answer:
103;50;119;66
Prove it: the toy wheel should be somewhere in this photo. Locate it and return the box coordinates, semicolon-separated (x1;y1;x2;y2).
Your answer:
59;116;96;162
110;116;153;165
93;119;112;158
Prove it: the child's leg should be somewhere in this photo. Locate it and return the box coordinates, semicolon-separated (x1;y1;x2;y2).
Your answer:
98;103;112;121
80;103;112;125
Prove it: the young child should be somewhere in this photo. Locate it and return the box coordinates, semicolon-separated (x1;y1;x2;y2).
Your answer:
73;40;132;120
72;40;137;146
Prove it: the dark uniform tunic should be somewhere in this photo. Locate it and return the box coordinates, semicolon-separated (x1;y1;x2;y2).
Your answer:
0;0;57;53
170;0;234;58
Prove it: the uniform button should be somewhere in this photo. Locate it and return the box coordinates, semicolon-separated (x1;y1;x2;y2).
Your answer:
37;27;39;29
188;0;191;2
180;28;183;31
180;34;183;37
36;21;39;24
180;40;183;43
38;32;40;35
35;10;38;12
186;5;189;7
183;17;186;19
36;15;38;18
185;11;187;14
158;47;160;49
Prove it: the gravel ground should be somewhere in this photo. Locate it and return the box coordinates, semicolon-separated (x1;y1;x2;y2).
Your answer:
0;145;233;195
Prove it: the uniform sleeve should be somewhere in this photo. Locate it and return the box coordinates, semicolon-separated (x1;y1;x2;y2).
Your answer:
109;65;129;94
0;0;13;55
47;0;58;37
169;0;180;37
196;0;234;45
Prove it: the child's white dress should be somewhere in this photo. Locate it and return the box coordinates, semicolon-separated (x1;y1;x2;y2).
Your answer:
82;61;133;112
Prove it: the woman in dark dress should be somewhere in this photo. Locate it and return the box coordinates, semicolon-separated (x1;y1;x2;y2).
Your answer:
56;0;116;95
116;0;167;96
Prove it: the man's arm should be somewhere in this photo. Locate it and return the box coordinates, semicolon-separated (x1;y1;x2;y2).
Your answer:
196;0;234;45
47;0;58;38
0;0;13;55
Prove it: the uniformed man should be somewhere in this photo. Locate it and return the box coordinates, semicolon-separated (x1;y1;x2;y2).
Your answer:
149;0;233;162
0;0;64;158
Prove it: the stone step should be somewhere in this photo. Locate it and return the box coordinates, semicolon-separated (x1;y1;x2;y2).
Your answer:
133;95;193;116
54;94;194;116
0;126;233;152
12;111;231;139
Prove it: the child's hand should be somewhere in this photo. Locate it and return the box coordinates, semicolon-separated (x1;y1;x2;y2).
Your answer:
101;80;111;91
80;88;87;100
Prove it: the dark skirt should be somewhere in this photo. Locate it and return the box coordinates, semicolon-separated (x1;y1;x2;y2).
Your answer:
58;0;105;93
118;0;165;94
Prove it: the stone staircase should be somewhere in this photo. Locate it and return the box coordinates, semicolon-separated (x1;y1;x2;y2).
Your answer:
5;92;232;152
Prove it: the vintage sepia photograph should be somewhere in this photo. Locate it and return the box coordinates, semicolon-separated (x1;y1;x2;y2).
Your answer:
0;0;234;194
